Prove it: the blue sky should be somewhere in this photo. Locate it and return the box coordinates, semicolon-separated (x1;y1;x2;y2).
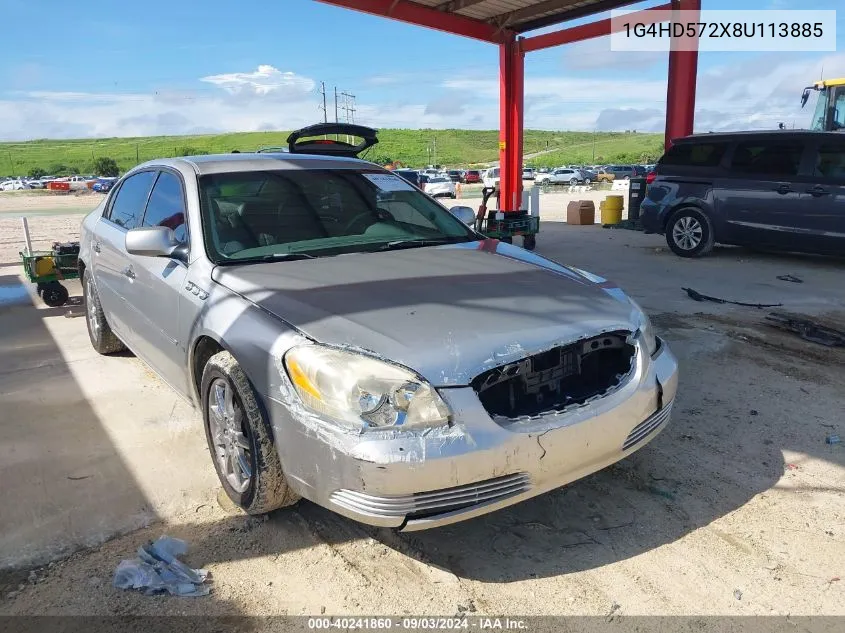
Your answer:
0;0;842;140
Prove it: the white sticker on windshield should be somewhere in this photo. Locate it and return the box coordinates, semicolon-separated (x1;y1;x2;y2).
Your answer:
364;173;415;192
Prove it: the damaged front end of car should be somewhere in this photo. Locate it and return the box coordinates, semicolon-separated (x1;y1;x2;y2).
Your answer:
259;308;677;531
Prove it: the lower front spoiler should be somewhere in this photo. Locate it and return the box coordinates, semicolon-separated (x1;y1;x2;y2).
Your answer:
329;400;674;532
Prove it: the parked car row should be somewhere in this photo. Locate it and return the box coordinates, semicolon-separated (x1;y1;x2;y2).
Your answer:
0;175;119;192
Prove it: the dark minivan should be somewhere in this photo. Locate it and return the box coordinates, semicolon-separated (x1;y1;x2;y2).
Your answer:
641;131;845;257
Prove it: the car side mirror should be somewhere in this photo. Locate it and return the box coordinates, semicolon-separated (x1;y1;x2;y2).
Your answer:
449;205;476;227
125;226;184;260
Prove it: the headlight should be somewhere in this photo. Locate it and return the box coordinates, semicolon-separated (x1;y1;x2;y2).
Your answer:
630;301;658;357
282;344;451;429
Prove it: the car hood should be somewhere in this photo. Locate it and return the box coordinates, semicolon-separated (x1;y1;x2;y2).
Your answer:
211;241;639;386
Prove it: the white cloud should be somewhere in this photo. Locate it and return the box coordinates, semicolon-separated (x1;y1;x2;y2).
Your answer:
200;64;314;96
560;38;664;71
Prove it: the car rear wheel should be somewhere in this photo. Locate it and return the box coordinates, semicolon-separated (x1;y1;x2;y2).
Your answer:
202;350;299;515
83;269;126;354
666;208;714;258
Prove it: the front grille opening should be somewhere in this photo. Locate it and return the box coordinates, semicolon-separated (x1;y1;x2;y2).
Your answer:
472;332;635;419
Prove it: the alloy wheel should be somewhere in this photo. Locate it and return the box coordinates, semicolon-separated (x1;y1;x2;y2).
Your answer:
208;377;252;493
672;216;703;251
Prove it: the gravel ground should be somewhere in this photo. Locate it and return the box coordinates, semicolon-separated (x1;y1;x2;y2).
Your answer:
1;210;842;619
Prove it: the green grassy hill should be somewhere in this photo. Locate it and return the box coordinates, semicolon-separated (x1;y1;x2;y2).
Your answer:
0;129;664;177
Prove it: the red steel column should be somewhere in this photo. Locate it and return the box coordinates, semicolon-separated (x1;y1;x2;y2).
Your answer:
664;0;700;149
498;35;524;212
510;41;525;212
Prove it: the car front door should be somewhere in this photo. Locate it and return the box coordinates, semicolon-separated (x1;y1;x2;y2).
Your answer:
552;169;571;184
123;169;191;395
717;138;807;249
90;170;157;346
803;139;845;254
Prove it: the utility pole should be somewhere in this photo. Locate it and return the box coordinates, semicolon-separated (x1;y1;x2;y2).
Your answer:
592;129;597;163
339;91;356;143
319;82;328;123
334;87;339;124
433;136;437;167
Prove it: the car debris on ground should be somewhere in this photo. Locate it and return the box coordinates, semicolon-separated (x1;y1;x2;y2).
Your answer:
765;312;845;347
682;287;782;308
112;536;210;597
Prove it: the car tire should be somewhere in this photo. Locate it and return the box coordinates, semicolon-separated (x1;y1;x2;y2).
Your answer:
584;178;592;185
201;350;299;515
450;193;456;199
40;281;69;308
666;207;715;258
82;269;126;354
523;235;536;251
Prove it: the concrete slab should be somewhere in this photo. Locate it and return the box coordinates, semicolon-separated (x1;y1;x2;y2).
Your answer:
0;266;216;570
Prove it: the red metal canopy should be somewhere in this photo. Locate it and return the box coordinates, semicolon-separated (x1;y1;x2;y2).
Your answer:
316;0;700;212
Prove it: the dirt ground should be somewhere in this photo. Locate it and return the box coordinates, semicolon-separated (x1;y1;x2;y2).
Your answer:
0;213;843;618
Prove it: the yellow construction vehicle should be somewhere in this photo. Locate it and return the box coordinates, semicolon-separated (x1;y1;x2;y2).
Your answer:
801;78;845;131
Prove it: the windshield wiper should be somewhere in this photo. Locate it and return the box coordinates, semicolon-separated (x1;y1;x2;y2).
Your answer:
378;237;472;251
251;252;317;262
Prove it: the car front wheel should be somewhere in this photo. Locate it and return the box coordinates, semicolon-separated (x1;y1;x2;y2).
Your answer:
83;269;126;354
201;350;299;515
666;208;715;257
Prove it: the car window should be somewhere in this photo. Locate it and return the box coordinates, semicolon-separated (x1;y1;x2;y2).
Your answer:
142;171;187;243
107;171;156;230
813;144;845;180
199;169;475;263
730;140;803;176
661;142;728;167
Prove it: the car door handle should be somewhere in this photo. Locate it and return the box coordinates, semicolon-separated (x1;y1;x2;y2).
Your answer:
92;242;101;253
775;183;792;195
121;266;135;279
806;186;830;197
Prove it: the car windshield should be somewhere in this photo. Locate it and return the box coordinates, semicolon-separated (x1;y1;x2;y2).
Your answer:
199;169;475;263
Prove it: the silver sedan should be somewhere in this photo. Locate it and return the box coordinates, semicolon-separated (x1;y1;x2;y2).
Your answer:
78;149;678;530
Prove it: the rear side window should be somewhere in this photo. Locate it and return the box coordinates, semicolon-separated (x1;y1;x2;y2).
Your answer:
730;140;803;176
813;144;845;180
142;171;187;243
107;171;156;230
661;143;728;168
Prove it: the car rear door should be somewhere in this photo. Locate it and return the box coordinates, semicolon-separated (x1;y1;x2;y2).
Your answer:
717;138;807;249
803;139;845;254
90;170;157;346
122;169;191;395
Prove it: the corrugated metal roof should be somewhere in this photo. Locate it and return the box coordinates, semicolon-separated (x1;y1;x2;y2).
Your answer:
408;0;639;32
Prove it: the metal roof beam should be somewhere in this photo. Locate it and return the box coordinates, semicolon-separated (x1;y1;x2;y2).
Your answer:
486;0;579;29
314;0;512;43
513;0;642;32
435;0;490;11
521;1;670;51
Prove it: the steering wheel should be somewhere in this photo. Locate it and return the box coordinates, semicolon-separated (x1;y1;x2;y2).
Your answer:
342;212;379;234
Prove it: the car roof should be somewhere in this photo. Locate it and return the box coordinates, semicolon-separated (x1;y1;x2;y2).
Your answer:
131;152;376;176
674;129;843;144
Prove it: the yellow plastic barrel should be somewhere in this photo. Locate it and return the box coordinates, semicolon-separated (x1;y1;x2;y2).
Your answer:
34;256;55;277
601;195;624;225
